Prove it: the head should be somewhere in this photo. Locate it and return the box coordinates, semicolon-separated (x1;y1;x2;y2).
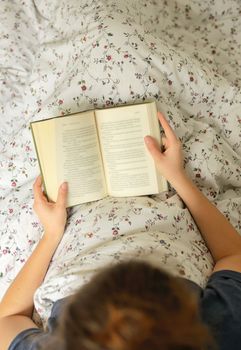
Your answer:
46;261;216;350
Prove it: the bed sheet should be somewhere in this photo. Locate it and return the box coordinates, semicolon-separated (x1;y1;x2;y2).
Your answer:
0;0;241;327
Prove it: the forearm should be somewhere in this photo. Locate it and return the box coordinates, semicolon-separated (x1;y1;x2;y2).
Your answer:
170;172;241;263
0;234;61;318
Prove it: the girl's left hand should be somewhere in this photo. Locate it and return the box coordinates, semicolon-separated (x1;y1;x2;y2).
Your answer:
33;175;68;240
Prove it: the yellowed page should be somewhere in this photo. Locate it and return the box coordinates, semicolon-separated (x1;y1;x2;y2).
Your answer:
56;111;107;207
31;119;58;202
95;102;166;197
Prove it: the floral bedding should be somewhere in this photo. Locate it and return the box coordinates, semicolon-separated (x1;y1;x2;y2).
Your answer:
1;0;241;326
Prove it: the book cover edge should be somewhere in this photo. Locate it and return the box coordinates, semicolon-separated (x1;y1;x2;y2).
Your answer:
30;100;155;125
29;100;167;203
30;123;49;201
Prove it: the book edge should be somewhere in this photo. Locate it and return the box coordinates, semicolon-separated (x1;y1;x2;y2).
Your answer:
30;123;49;201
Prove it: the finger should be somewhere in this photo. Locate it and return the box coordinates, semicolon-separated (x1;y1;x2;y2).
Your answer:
144;135;164;162
157;112;178;142
161;136;167;152
161;136;167;148
34;175;42;185
33;175;46;202
56;182;68;207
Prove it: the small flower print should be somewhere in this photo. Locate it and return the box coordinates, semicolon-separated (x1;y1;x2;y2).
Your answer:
1;1;240;325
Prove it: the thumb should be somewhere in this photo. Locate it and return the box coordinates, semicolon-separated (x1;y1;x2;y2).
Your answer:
56;182;68;207
144;136;163;162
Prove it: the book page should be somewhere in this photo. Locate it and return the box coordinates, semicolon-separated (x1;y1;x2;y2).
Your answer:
56;111;107;207
95;102;163;197
31;119;58;202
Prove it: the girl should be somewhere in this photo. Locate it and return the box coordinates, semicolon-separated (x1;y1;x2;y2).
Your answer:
0;112;241;350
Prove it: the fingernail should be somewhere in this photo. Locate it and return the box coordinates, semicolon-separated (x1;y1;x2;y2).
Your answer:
144;136;151;144
61;182;68;190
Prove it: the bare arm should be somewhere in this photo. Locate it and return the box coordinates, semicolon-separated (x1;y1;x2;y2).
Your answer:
0;237;63;350
0;235;62;319
170;172;241;267
145;112;241;273
0;176;68;350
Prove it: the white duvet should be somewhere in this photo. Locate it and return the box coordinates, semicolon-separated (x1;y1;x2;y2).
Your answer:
0;0;241;326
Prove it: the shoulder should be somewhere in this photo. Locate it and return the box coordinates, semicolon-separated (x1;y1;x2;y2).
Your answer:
202;269;241;303
200;269;241;350
0;316;40;350
6;296;70;350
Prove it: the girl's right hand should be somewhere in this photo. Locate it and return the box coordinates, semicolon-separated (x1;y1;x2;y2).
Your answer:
144;112;186;185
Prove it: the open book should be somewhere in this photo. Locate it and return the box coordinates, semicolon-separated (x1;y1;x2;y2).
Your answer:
31;101;168;207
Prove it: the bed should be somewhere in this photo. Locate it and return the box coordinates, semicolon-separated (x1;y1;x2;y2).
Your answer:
1;0;241;327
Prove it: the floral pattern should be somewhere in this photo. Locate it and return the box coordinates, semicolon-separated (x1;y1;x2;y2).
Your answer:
1;0;241;327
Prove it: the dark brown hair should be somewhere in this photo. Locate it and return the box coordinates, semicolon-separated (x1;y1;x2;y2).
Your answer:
47;260;216;350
